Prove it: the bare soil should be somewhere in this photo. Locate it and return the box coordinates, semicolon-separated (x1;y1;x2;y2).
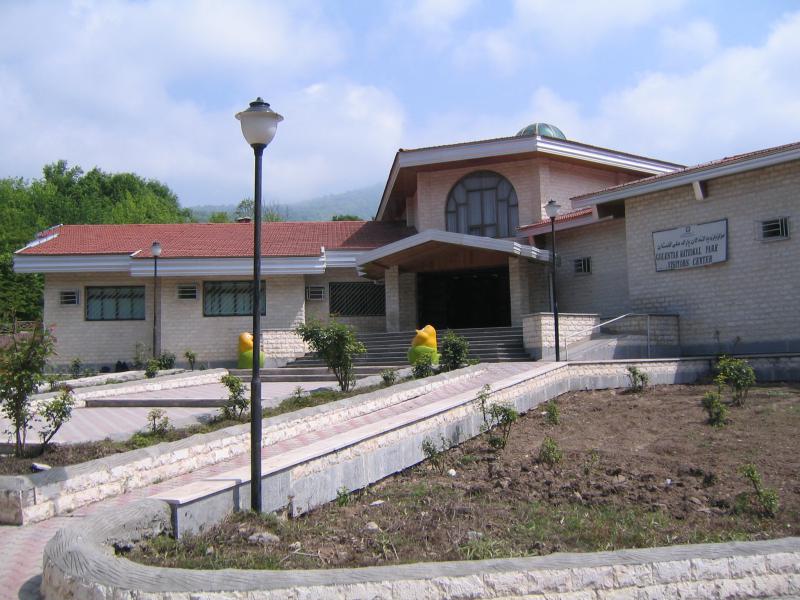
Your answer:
128;383;800;570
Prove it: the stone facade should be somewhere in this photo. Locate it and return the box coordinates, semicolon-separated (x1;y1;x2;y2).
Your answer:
624;160;800;354
522;312;601;358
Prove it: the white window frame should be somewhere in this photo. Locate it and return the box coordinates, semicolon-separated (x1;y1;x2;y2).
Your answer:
574;257;592;275
59;289;80;305
758;217;790;241
177;283;198;300
305;285;325;301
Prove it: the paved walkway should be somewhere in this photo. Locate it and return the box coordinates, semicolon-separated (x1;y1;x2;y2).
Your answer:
0;380;337;444
0;363;538;600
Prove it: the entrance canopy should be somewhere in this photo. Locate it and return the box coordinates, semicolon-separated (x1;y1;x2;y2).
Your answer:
357;229;550;277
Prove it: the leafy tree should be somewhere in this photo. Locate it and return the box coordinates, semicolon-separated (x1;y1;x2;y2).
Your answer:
294;319;366;391
332;214;362;221
209;211;231;223
235;198;254;221
0;323;56;456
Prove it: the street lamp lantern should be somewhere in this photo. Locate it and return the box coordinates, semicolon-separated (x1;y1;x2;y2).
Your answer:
151;241;161;359
236;98;283;513
544;200;561;362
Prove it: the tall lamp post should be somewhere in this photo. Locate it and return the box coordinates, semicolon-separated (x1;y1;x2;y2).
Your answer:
544;200;561;361
236;98;283;513
151;241;161;358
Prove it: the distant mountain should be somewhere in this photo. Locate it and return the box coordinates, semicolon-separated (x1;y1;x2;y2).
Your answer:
190;183;384;222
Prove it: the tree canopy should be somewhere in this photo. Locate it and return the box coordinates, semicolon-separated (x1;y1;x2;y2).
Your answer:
0;160;192;320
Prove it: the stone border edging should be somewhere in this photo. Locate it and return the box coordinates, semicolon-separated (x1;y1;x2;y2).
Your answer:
42;498;800;599
0;365;488;525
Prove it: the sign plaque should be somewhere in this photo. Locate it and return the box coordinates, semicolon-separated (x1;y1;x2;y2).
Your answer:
652;219;727;272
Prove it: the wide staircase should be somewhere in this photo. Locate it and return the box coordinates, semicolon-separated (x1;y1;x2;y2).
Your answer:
244;326;530;383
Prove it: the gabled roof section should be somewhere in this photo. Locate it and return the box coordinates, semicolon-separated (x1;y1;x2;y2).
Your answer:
375;134;683;221
572;140;800;207
15;221;415;258
517;207;595;237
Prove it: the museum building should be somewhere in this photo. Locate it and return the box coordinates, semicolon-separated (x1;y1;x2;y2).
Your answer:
14;124;799;366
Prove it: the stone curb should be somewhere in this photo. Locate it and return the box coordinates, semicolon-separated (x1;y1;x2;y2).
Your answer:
0;365;488;525
42;499;800;598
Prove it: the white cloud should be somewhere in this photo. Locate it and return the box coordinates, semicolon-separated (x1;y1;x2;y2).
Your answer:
660;20;719;62
521;11;800;164
409;0;476;32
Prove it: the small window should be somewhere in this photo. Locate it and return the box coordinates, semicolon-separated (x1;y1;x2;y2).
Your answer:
574;257;591;274
329;282;385;316
203;281;265;317
305;286;325;301
59;290;79;305
86;286;145;321
760;217;789;240
177;284;198;300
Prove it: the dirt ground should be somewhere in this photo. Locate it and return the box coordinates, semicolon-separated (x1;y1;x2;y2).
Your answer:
129;383;800;570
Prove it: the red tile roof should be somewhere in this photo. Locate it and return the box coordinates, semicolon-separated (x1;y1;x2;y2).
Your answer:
518;208;594;232
17;222;416;258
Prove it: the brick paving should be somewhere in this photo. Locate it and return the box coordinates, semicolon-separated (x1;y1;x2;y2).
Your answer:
0;363;538;600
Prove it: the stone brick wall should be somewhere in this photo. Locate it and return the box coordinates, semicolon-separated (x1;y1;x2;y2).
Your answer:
305;268;386;333
43;273;153;367
261;329;308;359
602;314;680;346
625;160;800;354
547;218;632;317
523;312;601;358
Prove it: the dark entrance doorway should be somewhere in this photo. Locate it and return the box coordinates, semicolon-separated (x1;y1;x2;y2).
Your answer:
417;267;510;329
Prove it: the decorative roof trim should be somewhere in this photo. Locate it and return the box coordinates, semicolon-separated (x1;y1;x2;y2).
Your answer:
375;136;682;220
519;211;600;237
573;143;800;207
357;229;550;266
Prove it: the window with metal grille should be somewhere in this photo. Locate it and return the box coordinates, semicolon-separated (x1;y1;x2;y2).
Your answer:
329;282;385;316
574;257;591;274
305;286;325;301
203;281;265;317
59;290;79;305
177;283;198;300
760;217;789;240
85;286;145;321
445;170;519;238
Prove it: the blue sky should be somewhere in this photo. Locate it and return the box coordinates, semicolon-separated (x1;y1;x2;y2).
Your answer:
1;0;800;207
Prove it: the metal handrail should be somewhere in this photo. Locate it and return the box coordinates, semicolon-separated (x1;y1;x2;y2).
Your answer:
562;313;653;360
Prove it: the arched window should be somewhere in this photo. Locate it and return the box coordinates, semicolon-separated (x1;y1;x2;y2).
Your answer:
445;171;519;238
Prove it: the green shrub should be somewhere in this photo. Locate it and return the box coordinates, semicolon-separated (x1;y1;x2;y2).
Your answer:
144;359;159;379
545;399;560;425
157;351;176;370
421;436;449;474
439;330;470;372
114;360;129;373
412;353;434;379
380;369;397;387
221;374;248;419
184;350;197;371
146;408;171;436
69;357;83;379
715;356;756;407
39;386;75;452
336;486;350;507
701;391;727;426
538;436;563;466
738;463;779;518
475;384;518;451
626;366;648;393
295;320;366;392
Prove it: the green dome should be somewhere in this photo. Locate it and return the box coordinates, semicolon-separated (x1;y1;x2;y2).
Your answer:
515;123;566;140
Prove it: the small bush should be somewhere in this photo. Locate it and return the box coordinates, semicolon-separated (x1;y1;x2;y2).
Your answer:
487;404;518;450
738;463;779;518
38;387;75;452
336;486;350;507
715;356;756;407
545;399;560;425
412;353;434;379
380;369;397;387
626;366;648;393
114;360;129;373
538;436;563;466
158;351;176;370
184;350;197;371
583;448;601;475
69;357;83;379
294;320;366;392
144;359;159;379
701;391;727;426
422;436;449;474
439;330;470;372
221;374;248;419
146;408;170;436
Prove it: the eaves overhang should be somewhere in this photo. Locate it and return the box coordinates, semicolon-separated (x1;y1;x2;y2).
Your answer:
375;136;682;221
572;144;800;208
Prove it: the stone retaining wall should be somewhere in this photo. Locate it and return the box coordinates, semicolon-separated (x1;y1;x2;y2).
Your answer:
523;312;601;359
0;366;488;525
42;498;800;599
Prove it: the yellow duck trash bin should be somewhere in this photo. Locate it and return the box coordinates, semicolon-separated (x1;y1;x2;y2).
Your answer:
407;324;440;365
237;331;265;369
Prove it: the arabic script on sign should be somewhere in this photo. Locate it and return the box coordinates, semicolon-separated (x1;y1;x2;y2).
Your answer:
652;220;727;272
